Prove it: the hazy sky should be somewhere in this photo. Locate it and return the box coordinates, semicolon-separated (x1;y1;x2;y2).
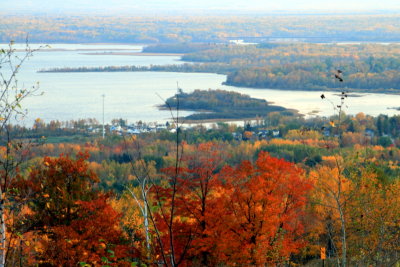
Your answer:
5;0;400;13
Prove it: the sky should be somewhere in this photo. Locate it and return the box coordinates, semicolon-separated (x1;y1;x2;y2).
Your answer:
4;0;400;14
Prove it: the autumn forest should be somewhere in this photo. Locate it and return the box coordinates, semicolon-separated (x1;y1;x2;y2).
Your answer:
1;9;400;267
0;97;399;266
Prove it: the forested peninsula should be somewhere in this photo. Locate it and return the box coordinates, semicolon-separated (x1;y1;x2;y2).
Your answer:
40;43;400;93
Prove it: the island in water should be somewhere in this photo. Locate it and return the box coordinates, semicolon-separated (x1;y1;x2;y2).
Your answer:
159;89;298;122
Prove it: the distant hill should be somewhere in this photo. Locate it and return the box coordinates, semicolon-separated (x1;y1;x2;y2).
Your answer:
4;0;399;14
2;14;400;43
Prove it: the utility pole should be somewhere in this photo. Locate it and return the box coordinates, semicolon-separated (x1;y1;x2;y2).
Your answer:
102;94;105;139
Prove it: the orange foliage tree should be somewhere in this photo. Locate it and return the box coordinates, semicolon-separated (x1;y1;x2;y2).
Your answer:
347;170;400;266
14;153;133;266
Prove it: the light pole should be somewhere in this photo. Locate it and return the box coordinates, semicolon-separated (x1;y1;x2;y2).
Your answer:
102;94;105;139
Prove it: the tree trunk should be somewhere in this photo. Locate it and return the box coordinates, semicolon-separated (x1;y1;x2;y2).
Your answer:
144;200;151;257
339;207;347;267
0;192;6;267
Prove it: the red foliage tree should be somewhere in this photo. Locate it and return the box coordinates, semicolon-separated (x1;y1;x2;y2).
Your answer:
151;148;312;266
213;151;313;265
172;142;224;266
42;196;130;266
150;142;224;266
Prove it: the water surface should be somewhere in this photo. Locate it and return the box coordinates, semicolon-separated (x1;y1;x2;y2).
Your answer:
1;43;399;126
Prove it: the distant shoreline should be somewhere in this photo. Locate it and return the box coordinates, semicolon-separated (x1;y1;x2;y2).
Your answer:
181;117;263;124
14;48;142;52
79;52;183;56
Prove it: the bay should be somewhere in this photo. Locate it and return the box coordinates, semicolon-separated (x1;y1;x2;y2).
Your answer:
1;43;399;126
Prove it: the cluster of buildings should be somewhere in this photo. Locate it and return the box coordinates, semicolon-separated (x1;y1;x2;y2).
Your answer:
108;123;170;135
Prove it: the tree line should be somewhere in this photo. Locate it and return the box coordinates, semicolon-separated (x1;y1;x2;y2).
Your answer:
2;14;400;43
